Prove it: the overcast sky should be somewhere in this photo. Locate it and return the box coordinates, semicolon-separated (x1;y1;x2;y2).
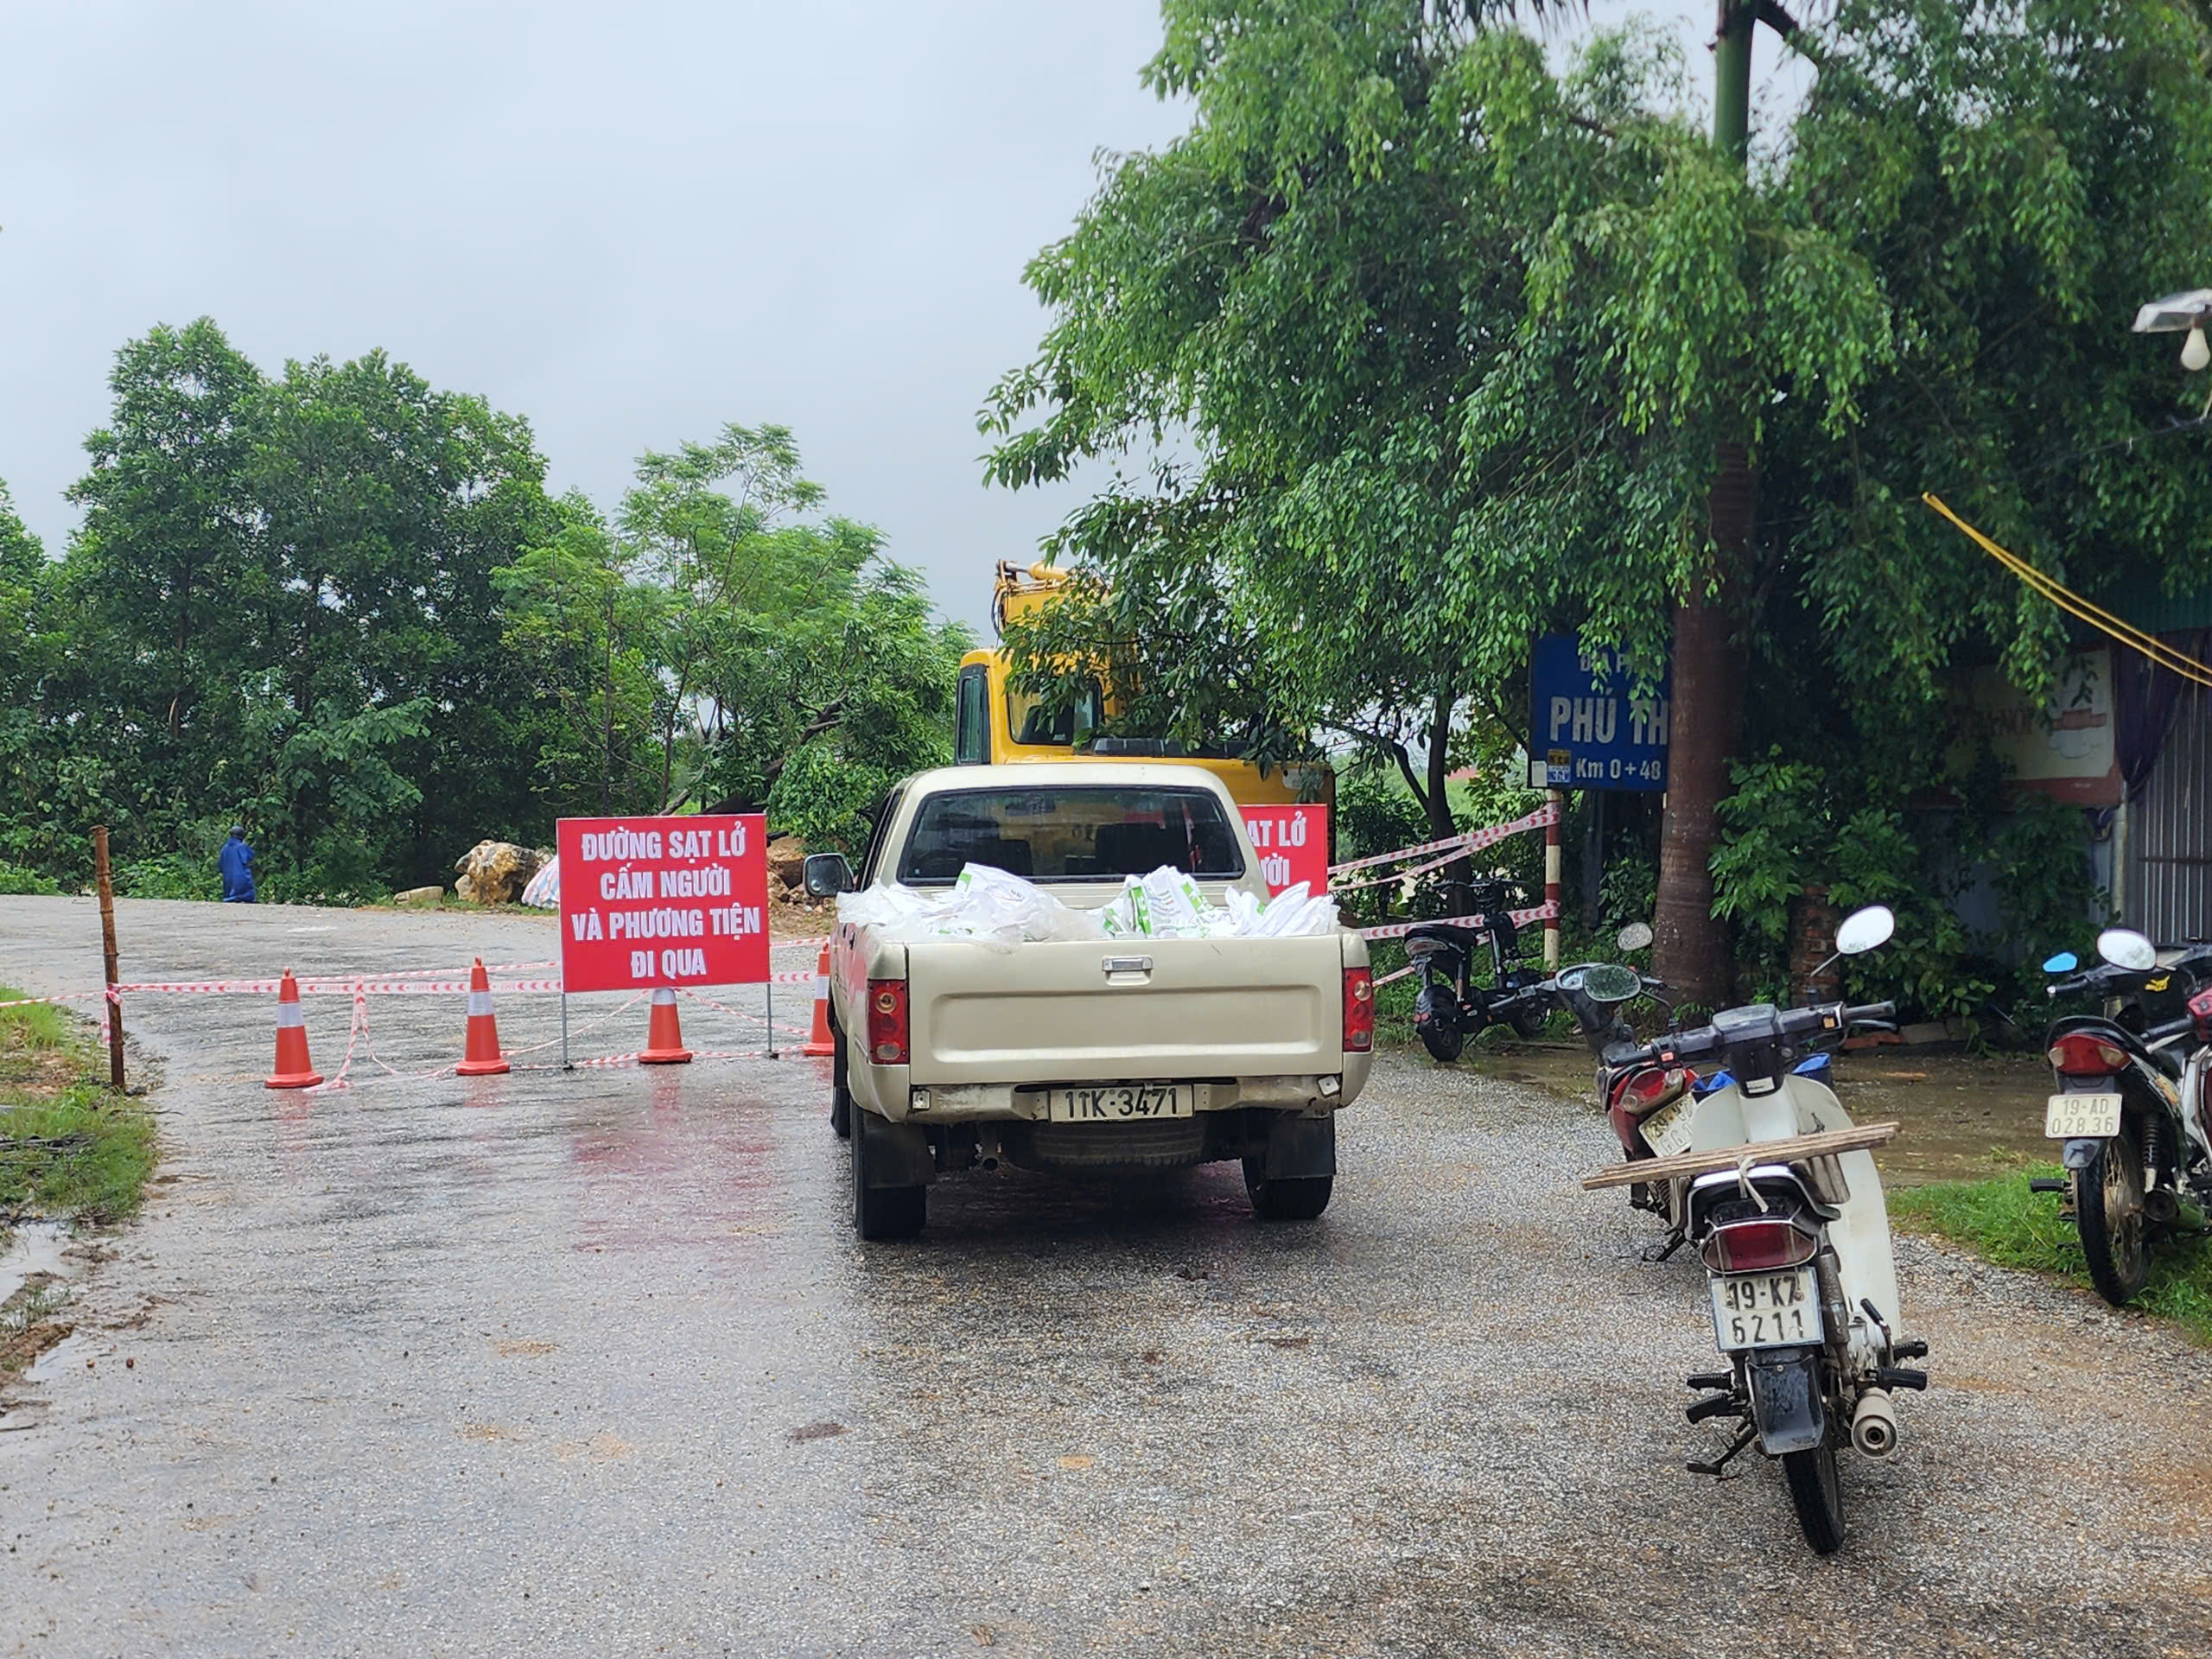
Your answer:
0;2;1804;632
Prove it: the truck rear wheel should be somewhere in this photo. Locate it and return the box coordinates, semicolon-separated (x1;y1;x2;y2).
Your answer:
1243;1165;1332;1221
830;1023;851;1141
852;1110;925;1241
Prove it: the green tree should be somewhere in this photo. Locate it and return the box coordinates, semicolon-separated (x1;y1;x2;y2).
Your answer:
495;493;668;817
988;0;2212;1001
498;427;972;846
48;321;561;894
240;349;560;886
0;482;62;873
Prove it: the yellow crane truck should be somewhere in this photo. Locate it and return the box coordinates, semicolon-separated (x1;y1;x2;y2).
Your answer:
952;562;1330;810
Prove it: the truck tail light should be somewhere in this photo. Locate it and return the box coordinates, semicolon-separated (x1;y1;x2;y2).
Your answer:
868;978;909;1065
1700;1215;1820;1274
1344;967;1374;1053
2047;1033;2127;1076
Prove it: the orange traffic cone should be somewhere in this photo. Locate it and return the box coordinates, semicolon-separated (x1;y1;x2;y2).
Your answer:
455;958;510;1077
264;969;323;1090
639;986;692;1065
803;943;835;1058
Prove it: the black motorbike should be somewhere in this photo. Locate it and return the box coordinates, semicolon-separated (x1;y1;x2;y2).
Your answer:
2037;928;2212;1306
1407;878;1546;1060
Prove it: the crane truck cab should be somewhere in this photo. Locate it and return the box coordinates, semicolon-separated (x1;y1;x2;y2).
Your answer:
953;562;1331;812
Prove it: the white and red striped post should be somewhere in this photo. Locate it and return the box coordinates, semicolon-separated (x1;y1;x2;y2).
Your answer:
1543;790;1564;969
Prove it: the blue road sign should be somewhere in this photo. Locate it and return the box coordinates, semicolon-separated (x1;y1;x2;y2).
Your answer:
1530;635;1669;791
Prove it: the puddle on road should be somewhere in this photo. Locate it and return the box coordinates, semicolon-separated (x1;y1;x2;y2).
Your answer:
25;1327;89;1382
1459;1043;2054;1188
2;1218;72;1305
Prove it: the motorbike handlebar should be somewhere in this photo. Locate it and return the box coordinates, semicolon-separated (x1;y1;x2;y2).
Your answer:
1624;999;1897;1070
2045;962;2166;1000
2145;1012;2197;1046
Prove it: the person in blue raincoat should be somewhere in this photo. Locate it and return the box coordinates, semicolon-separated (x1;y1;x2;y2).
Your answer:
218;826;257;902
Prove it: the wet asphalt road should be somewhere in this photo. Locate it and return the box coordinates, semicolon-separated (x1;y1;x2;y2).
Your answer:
4;897;2212;1656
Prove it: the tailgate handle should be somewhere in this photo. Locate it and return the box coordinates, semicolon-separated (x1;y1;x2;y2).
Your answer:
1102;955;1154;978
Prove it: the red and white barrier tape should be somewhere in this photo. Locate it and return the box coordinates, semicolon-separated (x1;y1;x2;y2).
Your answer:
1358;902;1556;943
305;990;371;1093
0;990;100;1009
1326;802;1558;879
7;972;787;1006
1334;840;1486;895
500;993;649;1059
675;985;812;1039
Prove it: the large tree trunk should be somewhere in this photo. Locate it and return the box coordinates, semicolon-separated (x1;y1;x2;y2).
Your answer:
1652;442;1751;1011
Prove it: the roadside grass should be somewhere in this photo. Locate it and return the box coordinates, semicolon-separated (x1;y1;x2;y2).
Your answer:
1891;1164;2212;1346
1;985;157;1241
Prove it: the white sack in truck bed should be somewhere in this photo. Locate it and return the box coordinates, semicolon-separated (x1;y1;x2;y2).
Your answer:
836;861;1338;946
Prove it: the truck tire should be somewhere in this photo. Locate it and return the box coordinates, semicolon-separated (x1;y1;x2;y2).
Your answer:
852;1110;925;1241
830;1023;851;1141
1243;1164;1332;1221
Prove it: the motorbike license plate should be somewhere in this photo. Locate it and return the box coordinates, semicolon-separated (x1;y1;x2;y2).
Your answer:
1639;1096;1695;1158
1046;1084;1195;1123
2044;1092;2123;1139
1708;1267;1821;1351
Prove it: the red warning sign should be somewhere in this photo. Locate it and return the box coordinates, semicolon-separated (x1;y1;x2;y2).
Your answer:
556;815;770;994
1240;804;1330;897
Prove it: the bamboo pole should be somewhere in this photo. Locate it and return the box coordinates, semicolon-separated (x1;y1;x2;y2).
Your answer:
92;825;126;1091
1580;1121;1901;1191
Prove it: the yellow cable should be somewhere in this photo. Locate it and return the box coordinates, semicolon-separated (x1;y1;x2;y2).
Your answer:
1928;498;2205;679
1921;493;2212;688
1924;496;2208;681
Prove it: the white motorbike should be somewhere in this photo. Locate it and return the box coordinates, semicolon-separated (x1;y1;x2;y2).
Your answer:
1580;906;1928;1554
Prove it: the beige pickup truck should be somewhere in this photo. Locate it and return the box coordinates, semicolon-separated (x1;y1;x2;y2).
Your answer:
804;763;1373;1239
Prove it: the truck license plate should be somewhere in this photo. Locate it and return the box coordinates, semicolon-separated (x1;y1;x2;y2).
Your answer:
1640;1096;1694;1158
2045;1092;2122;1138
1046;1084;1194;1123
1708;1268;1821;1351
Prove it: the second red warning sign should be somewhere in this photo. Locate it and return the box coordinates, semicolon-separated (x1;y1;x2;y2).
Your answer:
556;814;771;994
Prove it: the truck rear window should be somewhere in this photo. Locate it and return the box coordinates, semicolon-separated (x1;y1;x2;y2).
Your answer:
897;786;1247;885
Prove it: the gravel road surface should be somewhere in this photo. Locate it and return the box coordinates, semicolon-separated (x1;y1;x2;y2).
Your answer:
4;897;2209;1656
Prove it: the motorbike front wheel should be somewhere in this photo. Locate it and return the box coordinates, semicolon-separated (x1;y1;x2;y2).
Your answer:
1414;980;1465;1064
2077;1120;2150;1306
1781;1428;1846;1556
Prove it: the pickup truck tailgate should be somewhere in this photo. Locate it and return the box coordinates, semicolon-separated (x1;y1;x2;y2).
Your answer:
904;934;1345;1085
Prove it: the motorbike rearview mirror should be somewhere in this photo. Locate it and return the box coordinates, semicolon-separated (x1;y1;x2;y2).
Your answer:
1615;921;1654;952
2095;927;2158;971
1580;963;1643;1004
2041;950;2078;974
1834;906;1896;956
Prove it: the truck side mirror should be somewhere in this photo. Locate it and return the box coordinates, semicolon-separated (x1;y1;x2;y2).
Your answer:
804;853;856;898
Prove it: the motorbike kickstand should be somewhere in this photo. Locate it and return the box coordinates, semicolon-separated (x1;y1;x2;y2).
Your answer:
1642;1230;1688;1264
1687;1426;1756;1479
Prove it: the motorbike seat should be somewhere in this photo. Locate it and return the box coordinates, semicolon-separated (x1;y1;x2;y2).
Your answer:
1407;919;1484;945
